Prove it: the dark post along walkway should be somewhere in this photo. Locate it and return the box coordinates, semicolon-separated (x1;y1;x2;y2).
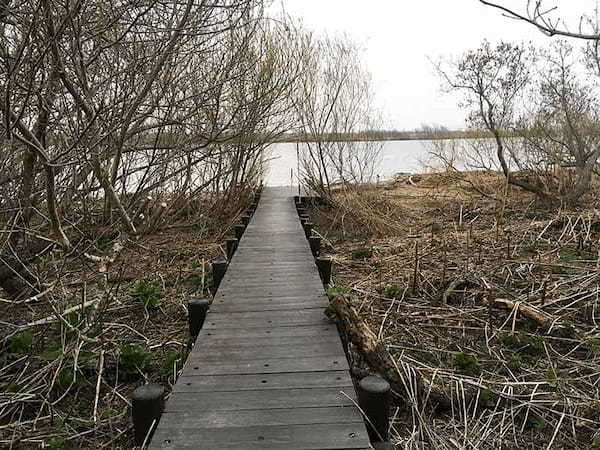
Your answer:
150;187;370;449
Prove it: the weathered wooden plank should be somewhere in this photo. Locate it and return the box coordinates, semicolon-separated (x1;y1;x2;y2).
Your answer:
150;423;370;449
215;286;324;299
182;355;349;375
173;371;353;393
188;342;339;362
194;330;338;353
155;406;364;429
165;387;357;412
198;324;336;339
210;299;326;313
202;310;329;329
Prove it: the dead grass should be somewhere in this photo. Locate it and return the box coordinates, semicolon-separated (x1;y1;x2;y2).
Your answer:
0;196;248;449
313;172;600;449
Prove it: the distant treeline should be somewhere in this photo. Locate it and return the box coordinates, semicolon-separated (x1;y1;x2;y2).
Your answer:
272;129;495;143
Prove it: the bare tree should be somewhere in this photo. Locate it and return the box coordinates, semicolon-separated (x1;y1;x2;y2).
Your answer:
293;33;383;199
479;1;600;40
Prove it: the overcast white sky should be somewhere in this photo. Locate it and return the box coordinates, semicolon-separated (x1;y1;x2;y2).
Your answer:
273;1;595;131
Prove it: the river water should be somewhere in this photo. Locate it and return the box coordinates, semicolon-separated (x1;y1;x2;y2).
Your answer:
264;140;435;186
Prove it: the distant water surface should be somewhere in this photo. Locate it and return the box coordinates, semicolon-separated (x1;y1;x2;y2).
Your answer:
264;140;434;186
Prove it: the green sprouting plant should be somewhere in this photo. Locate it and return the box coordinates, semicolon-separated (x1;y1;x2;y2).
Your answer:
190;261;202;269
188;275;203;288
454;352;481;375
7;383;22;393
55;368;78;394
478;388;495;408
128;281;164;308
100;408;119;420
384;283;401;298
162;350;182;374
48;436;67;450
500;333;544;359
531;417;546;430
351;247;373;260
586;339;600;355
545;367;560;387
593;436;600;448
39;341;62;361
8;330;33;355
507;355;522;372
119;344;152;377
325;284;350;296
430;223;442;234
97;237;111;252
552;321;576;339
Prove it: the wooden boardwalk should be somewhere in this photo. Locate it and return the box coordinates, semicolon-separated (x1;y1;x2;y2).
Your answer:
150;187;370;449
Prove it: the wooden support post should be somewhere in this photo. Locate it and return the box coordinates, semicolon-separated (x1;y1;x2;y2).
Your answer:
309;236;321;257
234;223;245;240
316;256;332;285
358;376;391;443
225;238;238;260
188;297;210;348
303;221;313;239
132;383;165;445
211;260;227;294
241;214;251;226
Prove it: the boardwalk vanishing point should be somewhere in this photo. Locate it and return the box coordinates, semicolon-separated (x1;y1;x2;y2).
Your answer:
148;186;372;449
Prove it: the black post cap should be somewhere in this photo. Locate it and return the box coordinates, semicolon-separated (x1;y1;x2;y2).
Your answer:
225;238;238;260
309;236;321;257
211;260;228;294
188;297;210;338
316;256;332;285
303;221;313;239
132;383;165;445
234;223;246;240
358;375;391;442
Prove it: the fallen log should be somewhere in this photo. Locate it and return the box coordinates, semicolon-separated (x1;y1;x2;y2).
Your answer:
326;294;465;410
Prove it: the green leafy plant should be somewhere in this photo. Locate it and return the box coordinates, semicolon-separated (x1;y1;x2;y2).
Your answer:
507;355;522;372
500;333;544;359
478;388;495;408
8;330;33;355
39;341;62;361
48;436;67;450
586;339;600;355
351;247;373;260
119;344;152;377
545;367;561;387
384;283;401;298
162;350;182;374
128;281;164;308
430;223;442;234
552;321;576;339
325;284;350;296
454;352;481;375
